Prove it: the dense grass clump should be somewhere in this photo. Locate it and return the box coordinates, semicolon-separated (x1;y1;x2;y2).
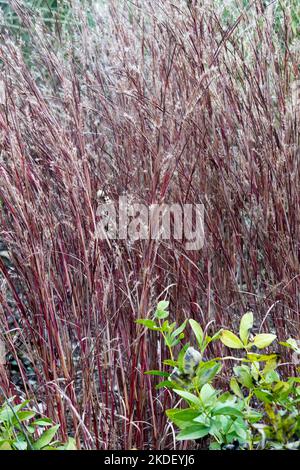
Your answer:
0;0;299;449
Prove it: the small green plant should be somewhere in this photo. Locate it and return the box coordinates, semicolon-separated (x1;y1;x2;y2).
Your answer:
0;397;76;450
137;304;300;450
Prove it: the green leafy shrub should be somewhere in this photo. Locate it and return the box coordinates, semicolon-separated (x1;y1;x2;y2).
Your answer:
137;303;300;450
0;397;76;450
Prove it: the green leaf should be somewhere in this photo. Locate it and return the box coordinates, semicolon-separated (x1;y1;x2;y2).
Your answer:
273;381;291;395
250;362;260;382
60;437;77;450
166;409;201;429
155;380;177;390
262;358;278;375
230;377;243;398
0;400;31;424
244;409;263;423
279;338;300;353
155;310;169;320
173;390;202;406
33;424;60;450
26;425;36;434
0;406;13;423
211;330;222;342
253;334;276;349
12;410;36;425
157;300;169;311
189;319;204;348
172;321;187;339
155;301;169;319
286;338;299;351
200;384;216;404
176;425;210;441
234;365;254;389
220;330;244;349
265;370;280;384
144;370;169;378
212;405;243;418
208;415;230;440
196;361;222;387
32;418;53;427
135;319;159;330
13;438;27;450
163;359;177;367
254;389;273;404
161;320;171;332
209;442;221;450
166;335;180;348
177;343;190;371
247;353;278;362
233;420;248;440
0;441;12;450
239;311;253;345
